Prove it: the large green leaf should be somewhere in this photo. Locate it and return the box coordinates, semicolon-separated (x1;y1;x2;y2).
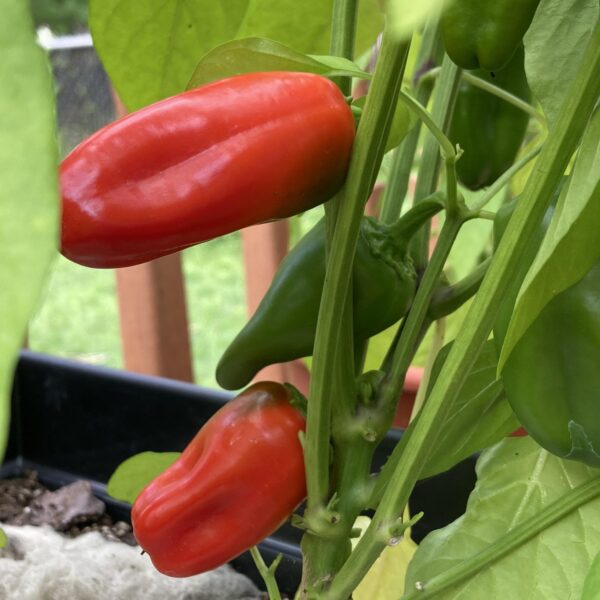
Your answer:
582;551;600;600
406;437;600;599
106;451;181;504
0;527;6;549
89;0;383;111
418;340;519;478
499;106;600;370
0;0;59;461
524;0;599;128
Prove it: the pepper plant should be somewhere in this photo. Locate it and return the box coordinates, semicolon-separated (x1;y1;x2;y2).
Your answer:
2;0;600;598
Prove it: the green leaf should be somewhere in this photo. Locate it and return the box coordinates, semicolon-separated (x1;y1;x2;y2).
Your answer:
0;527;6;549
0;0;59;462
418;340;519;478
524;0;599;128
499;106;600;370
582;550;600;600
106;451;181;504
387;0;447;41
406;437;600;599
90;0;383;111
188;37;368;89
308;54;371;78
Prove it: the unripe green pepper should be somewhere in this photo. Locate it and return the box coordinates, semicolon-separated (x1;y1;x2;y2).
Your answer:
216;197;444;391
449;46;531;190
442;0;541;71
494;190;600;466
501;261;600;466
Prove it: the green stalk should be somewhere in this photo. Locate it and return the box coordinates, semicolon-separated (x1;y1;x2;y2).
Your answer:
396;89;461;215
411;55;462;268
325;0;359;237
329;0;358;95
376;214;464;430
410;319;446;420
461;71;546;125
301;26;410;592
379;16;443;224
397;91;455;158
401;476;600;599
421;67;547;125
427;257;490;320
250;547;282;600
323;0;361;424
299;0;363;587
302;195;445;581
469;145;542;213
323;20;600;600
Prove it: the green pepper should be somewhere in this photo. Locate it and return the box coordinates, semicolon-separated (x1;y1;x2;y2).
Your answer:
449;46;531;190
494;189;600;466
501;262;600;466
216;197;444;391
442;0;541;71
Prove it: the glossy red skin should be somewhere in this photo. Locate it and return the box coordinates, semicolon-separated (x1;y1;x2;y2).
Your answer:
60;72;355;268
131;382;306;577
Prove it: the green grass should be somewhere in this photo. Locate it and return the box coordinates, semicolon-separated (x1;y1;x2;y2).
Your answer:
28;231;247;389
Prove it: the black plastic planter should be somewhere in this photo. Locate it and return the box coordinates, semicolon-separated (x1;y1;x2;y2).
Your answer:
2;350;476;596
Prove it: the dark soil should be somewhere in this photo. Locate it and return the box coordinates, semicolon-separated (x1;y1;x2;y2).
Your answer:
0;471;135;545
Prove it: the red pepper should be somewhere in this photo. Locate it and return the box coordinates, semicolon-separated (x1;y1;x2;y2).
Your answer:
131;382;306;577
60;72;355;268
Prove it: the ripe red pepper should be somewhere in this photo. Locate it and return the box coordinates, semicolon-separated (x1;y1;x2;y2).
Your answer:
131;381;306;577
60;72;355;268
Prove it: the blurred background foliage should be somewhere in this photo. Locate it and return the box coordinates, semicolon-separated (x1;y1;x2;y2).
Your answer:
30;0;88;33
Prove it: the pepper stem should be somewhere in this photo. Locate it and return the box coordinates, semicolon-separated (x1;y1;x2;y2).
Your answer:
249;547;283;600
387;192;446;241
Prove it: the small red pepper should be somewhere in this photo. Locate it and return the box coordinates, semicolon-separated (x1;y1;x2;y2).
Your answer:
131;382;306;577
60;72;354;268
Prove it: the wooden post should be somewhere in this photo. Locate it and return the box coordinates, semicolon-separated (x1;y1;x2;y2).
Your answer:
115;255;193;381
112;91;193;382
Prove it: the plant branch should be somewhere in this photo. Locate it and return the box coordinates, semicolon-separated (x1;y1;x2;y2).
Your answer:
329;0;358;96
411;55;462;268
398;91;455;159
376;214;464;432
302;16;411;555
322;19;600;599
462;71;546;125
427;257;490;320
380;16;442;224
250;547;282;600
469;145;543;213
422;68;546;125
410;319;446;420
